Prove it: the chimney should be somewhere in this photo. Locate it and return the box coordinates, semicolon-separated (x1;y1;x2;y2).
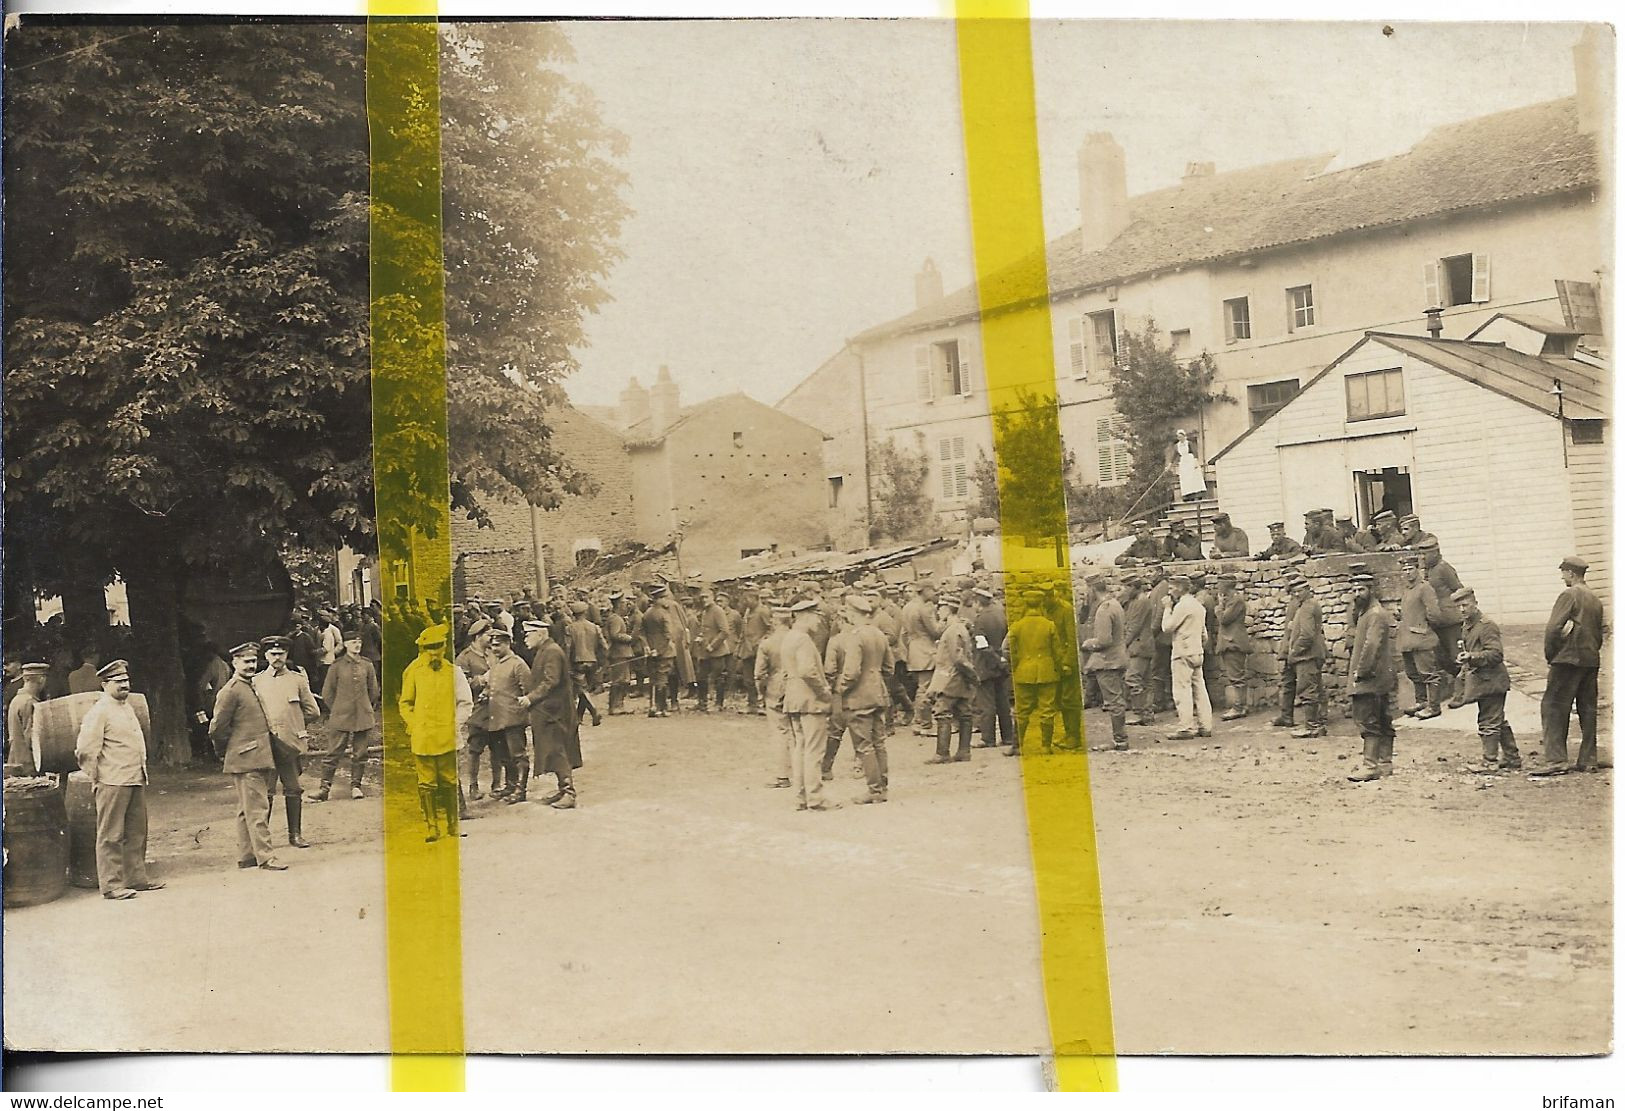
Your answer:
914;258;944;309
1574;24;1614;136
1078;132;1129;253
618;376;651;430
1182;161;1216;181
649;365;680;436
1424;307;1443;338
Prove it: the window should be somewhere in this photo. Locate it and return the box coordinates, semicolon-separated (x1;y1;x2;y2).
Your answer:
1224;296;1251;342
1345;368;1406;421
732;431;744;448
1170;329;1191;360
1286;285;1316;331
1066;311;1117;378
827;476;844;508
937;436;969;500
1426;253;1490;308
1247;379;1300;427
1095;416;1131;487
914;340;972;400
1571;419;1606;445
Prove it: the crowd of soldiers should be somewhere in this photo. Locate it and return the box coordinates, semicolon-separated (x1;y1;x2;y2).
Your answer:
1104;507;1607;781
9;505;1607;898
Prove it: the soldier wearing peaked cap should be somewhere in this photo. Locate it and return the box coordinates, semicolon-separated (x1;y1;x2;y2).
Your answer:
829;593;894;803
1450;587;1521;775
1346;572;1399;782
73;659;163;899
5;657;50;774
780;599;838;810
253;634;321;850
970;584;1015;751
309;627;380;803
754;601;797;790
1396;551;1445;720
1533;556;1607;777
517;619;583;810
1398;513;1437;552
1254;521;1304;560
1004;589;1064;755
925;592;977;763
1370;510;1404;550
398;625;474;840
1117;519;1163;566
1415;536;1465;707
211;643;288;873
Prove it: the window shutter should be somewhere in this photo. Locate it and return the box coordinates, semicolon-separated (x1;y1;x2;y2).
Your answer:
938;438;954;499
1422;261;1440;309
1471;253;1491;303
914;345;933;400
959;336;977;396
1068;317;1086;377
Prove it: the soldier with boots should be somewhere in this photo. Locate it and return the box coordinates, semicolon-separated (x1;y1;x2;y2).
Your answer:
924;593;976;764
398;625;473;842
781;599;838;811
454;620;500;798
640;585;677;718
1005;590;1063;756
1346;573;1398;782
253;636;320;849
520;620;583;809
834;595;893;803
1122;576;1156;726
970;586;1015;749
754;603;795;789
1532;556;1606;777
1080;573;1130;750
1451;588;1521;773
210;644;286;872
1396;554;1444;720
603;594;636;715
1287;578;1329;737
484;627;531;800
310;629;379;802
1417;537;1465;706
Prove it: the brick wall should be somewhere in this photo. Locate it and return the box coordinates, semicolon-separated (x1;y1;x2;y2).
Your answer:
450;406;634;600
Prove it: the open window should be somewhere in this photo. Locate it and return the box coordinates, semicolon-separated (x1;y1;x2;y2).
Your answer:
1425;253;1490;308
1354;467;1413;525
914;340;972;400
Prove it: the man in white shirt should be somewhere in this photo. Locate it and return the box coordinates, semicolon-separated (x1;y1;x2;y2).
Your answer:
74;660;163;900
1160;574;1213;740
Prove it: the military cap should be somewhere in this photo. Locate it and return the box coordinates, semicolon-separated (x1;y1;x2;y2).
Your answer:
1415;536;1440;551
467;618;492;639
1317;507;1335;517
1371;510;1397;524
1399;514;1420;527
488;626;513;643
1347;562;1368;575
96;659;131;680
1189;570;1208;584
1170;573;1193;586
451;604;466;614
1303;509;1318;519
1450;586;1477;604
1022;589;1046;602
1212;512;1231;524
416;624;449;648
484;600;504;611
937;594;961;607
1268;521;1285;530
1134;518;1151;527
260;635;291;651
228;642;260;659
522;620;548;634
646;584;668;598
1084;571;1109;587
1350;573;1375;586
341;627;362;639
1561;555;1589;573
569;601;589;615
18;658;50;676
1335;515;1354;525
847;595;875;615
790;598;819;613
772;602;793;614
1121;575;1144;589
972;586;995;600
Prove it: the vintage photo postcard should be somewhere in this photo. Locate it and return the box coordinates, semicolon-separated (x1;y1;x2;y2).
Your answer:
0;13;1613;1074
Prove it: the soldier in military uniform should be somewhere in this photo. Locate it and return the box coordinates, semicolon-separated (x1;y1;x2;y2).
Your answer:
1299;509;1323;552
310;628;380;802
1005;589;1063;756
519;619;583;810
1451;587;1521;774
1346;572;1398;783
1115;519;1163;565
1417;537;1465;705
1165;521;1203;561
211;643;285;872
833;595;893;802
754;602;794;789
1214;573;1251;719
398;625;473;840
1399;514;1437;551
970;586;1014;750
1254;521;1304;559
5;657;49;773
1079;572;1129;750
1370;509;1404;550
640;584;677;718
76;659;163;898
1270;576;1304;729
253;635;321;850
1122;576;1156;726
1209;512;1249;557
1396;553;1443;719
925;592;977;763
1311;509;1349;553
1285;578;1328;739
1533;555;1607;776
900;582;941;733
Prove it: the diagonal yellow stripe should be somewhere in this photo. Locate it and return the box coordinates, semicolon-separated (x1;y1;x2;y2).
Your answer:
366;10;466;1094
953;3;1118;1092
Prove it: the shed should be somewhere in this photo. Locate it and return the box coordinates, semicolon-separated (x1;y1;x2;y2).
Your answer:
1212;323;1608;621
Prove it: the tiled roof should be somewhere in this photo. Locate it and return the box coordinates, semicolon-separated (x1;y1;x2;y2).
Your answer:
1212;330;1608;463
859;97;1597;343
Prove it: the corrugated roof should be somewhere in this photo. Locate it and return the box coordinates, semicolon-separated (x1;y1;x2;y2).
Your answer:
859;97;1597;343
1212;331;1608;464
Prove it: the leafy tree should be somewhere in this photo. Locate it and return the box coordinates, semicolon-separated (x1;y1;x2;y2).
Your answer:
867;438;935;543
2;23;626;761
1108;319;1233;515
968;392;1086;546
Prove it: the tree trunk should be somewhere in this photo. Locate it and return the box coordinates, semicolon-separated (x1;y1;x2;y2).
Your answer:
122;556;193;766
59;577;112;654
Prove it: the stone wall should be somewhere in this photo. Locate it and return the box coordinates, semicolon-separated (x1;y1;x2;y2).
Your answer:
455;548;535;603
1074;552;1408;714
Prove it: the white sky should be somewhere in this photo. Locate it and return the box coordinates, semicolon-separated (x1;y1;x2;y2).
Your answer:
560;19;1592;409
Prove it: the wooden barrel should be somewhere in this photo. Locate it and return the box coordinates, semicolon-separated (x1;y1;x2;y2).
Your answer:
65;771;99;889
3;779;69;907
31;693;152;775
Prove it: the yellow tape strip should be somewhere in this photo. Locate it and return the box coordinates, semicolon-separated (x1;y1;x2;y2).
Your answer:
954;3;1118;1092
366;12;466;1093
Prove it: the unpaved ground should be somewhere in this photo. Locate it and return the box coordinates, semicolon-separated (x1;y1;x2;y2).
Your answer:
3;689;1610;1055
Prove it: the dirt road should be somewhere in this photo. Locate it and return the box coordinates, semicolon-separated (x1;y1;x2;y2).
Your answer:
3;695;1609;1055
